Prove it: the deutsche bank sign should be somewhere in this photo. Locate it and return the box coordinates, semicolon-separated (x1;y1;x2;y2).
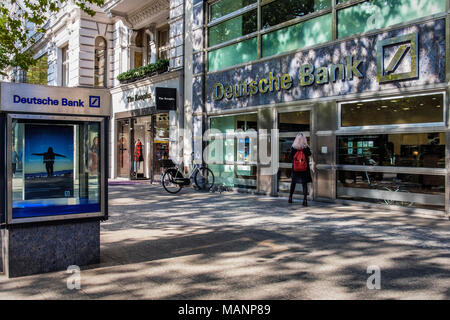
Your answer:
13;95;86;107
1;82;111;116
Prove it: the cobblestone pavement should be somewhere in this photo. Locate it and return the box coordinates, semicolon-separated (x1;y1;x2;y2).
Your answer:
0;183;449;299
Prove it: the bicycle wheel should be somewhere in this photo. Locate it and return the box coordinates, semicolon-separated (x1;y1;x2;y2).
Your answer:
194;167;215;191
162;168;183;194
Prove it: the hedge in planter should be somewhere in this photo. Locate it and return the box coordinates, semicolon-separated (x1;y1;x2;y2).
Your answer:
117;59;169;83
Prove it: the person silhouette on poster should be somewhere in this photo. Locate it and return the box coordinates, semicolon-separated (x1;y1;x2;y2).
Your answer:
32;147;66;177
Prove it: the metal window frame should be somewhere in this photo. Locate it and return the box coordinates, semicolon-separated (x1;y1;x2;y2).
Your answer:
6;113;107;224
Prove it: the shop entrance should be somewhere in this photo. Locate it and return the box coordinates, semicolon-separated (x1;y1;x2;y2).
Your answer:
117;119;130;178
276;109;312;197
116;112;172;182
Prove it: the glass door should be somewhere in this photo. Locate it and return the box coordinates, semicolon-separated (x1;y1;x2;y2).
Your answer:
132;116;152;179
277;110;311;195
117;119;130;178
152;113;171;182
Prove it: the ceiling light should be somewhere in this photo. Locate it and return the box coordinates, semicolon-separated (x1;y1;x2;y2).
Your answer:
381;105;388;108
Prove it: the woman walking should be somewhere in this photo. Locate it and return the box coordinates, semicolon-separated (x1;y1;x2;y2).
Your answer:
289;133;312;206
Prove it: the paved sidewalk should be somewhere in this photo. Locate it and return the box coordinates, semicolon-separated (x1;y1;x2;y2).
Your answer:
0;184;449;299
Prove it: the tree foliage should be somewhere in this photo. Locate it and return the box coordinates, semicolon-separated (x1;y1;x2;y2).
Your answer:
0;0;105;78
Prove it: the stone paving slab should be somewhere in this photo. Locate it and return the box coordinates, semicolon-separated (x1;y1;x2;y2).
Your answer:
0;184;449;299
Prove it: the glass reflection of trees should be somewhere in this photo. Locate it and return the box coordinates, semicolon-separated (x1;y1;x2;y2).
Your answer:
262;0;331;29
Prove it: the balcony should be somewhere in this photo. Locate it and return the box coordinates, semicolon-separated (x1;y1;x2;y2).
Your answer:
103;0;169;30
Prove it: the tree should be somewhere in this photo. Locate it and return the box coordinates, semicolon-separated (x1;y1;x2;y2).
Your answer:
0;0;105;78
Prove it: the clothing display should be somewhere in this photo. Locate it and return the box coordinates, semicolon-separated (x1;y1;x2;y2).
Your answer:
133;139;144;173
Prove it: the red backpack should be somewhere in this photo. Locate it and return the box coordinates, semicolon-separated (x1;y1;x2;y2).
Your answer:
293;149;307;172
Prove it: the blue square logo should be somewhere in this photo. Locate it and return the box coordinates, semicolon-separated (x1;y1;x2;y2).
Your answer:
89;96;101;108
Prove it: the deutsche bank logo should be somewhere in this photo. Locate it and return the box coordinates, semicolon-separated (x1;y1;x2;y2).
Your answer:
377;33;418;83
89;96;101;108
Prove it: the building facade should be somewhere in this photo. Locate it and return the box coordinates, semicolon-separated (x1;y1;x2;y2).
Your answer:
7;0;187;182
188;0;450;216
5;0;450;216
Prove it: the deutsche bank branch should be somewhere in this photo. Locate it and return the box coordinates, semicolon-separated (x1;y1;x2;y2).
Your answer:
0;82;111;277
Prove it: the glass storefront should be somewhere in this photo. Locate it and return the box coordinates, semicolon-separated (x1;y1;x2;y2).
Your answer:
153;113;171;182
117;119;130;178
341;94;444;127
116;113;172;182
337;133;445;168
337;93;447;210
11;119;101;218
337;171;445;210
208;113;258;189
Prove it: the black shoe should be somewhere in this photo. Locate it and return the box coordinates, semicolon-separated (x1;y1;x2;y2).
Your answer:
288;197;292;204
303;200;308;207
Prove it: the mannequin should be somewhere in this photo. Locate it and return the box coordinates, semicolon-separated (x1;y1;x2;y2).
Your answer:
134;139;144;173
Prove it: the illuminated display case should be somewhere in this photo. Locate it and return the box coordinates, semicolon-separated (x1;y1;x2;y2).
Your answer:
1;82;110;225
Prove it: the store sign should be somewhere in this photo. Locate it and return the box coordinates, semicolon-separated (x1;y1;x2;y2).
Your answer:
212;56;363;101
126;92;151;103
155;87;176;110
377;33;418;83
13;95;87;107
0;82;111;116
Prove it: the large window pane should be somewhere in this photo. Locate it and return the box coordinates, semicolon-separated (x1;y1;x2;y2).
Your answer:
94;37;107;87
262;0;331;29
337;133;445;168
341;94;444;127
262;14;332;57
210;0;256;21
278;111;310;133
208;114;257;189
26;55;48;85
337;0;446;38
208;37;257;71
209;10;257;47
337;171;445;210
11;120;101;219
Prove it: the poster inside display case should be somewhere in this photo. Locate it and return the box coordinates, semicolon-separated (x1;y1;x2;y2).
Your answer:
9;117;104;221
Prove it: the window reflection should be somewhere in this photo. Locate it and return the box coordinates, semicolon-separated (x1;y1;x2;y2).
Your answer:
341;94;444;127
337;133;445;168
262;0;331;29
337;171;445;210
208;114;258;189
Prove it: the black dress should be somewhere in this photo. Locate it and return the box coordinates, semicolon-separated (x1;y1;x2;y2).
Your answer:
290;147;312;184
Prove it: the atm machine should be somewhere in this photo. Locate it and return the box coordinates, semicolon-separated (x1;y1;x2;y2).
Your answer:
0;82;110;277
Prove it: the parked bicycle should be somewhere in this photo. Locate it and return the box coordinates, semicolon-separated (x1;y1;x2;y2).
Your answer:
161;161;215;194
